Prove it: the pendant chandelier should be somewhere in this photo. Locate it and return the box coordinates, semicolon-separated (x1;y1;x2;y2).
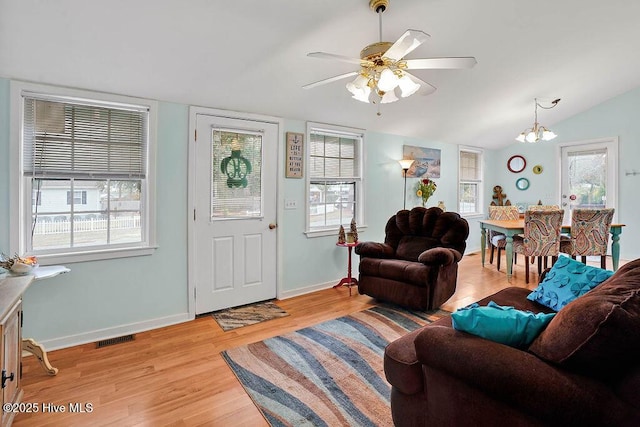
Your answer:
516;98;561;143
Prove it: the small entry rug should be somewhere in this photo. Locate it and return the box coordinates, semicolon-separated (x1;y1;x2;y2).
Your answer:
222;304;448;426
212;300;289;331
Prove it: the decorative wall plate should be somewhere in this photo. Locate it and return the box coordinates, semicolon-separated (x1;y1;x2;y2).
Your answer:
507;155;526;173
516;177;530;190
533;164;543;174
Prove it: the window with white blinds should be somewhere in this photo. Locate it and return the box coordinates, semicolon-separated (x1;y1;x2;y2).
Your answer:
13;84;157;262
23;97;148;179
306;124;364;233
459;148;483;215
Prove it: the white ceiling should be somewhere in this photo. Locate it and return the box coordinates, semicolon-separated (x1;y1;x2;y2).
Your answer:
2;0;640;149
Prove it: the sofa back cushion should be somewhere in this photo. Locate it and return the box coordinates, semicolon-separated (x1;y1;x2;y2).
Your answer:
396;236;440;261
528;258;640;378
384;207;469;256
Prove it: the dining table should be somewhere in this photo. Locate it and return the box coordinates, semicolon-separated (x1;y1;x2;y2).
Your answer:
479;219;625;281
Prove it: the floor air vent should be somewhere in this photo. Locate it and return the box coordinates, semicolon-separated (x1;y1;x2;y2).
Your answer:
96;334;135;348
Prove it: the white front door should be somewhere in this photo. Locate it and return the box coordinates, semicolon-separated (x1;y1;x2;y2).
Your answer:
559;138;618;224
192;113;278;314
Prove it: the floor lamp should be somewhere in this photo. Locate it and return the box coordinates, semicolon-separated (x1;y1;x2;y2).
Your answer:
398;159;415;210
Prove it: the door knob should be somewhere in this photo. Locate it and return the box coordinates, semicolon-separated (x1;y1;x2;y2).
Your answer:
269;223;277;229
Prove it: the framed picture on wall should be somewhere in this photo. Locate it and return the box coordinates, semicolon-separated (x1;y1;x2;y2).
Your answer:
403;145;441;178
285;132;304;178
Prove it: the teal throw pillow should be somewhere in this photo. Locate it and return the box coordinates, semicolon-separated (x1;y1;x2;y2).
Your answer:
527;256;613;311
451;301;556;348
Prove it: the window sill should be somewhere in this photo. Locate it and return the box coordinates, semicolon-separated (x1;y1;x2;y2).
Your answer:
461;213;484;220
35;245;158;265
305;225;368;239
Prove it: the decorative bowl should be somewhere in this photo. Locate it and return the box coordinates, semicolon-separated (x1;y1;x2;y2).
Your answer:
10;262;35;274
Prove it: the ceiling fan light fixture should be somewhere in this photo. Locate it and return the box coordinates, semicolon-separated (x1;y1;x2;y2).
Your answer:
377;68;399;92
398;74;420;97
303;0;477;113
351;85;372;103
380;89;399;104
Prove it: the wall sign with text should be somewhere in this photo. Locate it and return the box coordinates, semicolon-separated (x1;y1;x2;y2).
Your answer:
286;132;304;178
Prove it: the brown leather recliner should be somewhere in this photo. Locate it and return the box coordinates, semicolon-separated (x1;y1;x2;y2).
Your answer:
354;207;469;310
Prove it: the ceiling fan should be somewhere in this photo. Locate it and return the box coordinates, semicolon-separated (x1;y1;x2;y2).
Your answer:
303;0;477;106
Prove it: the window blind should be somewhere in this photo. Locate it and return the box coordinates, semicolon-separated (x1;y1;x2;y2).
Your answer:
23;97;148;179
309;132;359;179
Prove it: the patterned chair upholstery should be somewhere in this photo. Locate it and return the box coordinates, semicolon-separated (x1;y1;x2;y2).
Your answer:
560;208;615;269
528;204;561;211
355;207;469;310
512;209;564;283
487;206;520;271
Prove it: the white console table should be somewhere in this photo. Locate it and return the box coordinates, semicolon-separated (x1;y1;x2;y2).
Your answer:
23;265;70;376
0;265;71;377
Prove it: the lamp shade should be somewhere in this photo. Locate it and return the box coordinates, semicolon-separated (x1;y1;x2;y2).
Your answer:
398;159;414;170
377;68;399;92
351;85;371;103
398;74;420;97
380;89;399;104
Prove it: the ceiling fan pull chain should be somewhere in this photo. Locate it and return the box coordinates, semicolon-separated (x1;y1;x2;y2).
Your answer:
378;7;383;42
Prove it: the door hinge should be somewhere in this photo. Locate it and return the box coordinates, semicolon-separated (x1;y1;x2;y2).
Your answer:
193;209;196;221
194;288;197;299
194;129;197;141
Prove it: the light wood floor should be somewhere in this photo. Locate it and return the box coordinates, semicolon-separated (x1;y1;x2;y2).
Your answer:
14;252;618;426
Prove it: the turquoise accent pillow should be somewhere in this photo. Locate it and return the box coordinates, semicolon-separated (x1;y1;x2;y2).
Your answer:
527;256;613;311
451;301;556;348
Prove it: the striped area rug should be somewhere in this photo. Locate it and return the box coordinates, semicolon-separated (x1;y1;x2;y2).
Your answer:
222;304;447;426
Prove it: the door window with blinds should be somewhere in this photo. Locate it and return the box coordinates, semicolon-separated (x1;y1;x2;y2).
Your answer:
17;87;156;260
211;129;263;219
307;124;363;233
459;148;483;215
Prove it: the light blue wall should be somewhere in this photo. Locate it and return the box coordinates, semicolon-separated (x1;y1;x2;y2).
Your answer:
0;88;191;346
279;120;479;292
0;79;9;252
2;80;473;346
492;87;640;261
17;73;640;346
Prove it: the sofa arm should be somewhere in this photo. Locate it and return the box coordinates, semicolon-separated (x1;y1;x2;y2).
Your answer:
354;241;394;258
414;326;637;426
417;247;462;266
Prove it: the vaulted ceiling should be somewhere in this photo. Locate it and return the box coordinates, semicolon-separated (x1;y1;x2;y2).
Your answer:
2;0;640;149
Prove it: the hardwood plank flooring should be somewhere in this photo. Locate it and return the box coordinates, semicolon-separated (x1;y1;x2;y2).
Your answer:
14;252;622;426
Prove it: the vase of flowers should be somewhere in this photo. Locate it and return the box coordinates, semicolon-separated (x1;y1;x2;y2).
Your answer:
416;178;437;207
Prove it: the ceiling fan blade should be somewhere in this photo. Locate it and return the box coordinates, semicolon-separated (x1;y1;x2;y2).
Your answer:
405;72;437;96
302;71;359;90
405;57;477;70
383;30;430;61
307;52;373;67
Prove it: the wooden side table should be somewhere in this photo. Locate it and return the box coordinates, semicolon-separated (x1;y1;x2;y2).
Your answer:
334;242;358;296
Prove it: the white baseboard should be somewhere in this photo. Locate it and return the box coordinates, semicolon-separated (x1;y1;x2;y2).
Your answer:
278;279;339;300
31;312;192;352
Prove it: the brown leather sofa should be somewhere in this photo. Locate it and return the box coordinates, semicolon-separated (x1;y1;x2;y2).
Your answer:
354;207;469;310
384;258;640;427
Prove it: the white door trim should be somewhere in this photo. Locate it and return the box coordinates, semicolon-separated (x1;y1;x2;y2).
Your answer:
555;136;619;222
187;106;284;318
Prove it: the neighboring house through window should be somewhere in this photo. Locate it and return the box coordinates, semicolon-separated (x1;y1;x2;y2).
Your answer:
306;123;364;236
10;82;157;262
459;148;483;215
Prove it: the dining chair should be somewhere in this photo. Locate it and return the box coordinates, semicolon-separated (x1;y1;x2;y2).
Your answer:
487;205;520;271
512;209;564;283
527;204;560;211
560;208;615;269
